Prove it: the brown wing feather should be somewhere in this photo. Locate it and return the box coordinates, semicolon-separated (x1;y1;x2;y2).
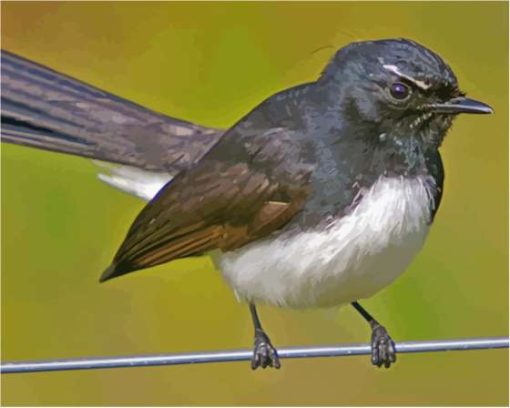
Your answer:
135;225;224;265
100;161;308;282
100;126;312;282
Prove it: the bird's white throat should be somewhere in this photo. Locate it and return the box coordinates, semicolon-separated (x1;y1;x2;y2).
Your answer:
219;175;435;308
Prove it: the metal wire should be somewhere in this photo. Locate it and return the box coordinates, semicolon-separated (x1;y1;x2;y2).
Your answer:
1;337;507;374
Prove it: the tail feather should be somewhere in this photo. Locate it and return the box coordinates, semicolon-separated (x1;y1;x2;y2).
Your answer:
1;49;224;172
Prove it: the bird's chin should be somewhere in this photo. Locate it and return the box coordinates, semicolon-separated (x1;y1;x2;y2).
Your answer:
418;115;454;147
410;110;454;132
409;111;435;130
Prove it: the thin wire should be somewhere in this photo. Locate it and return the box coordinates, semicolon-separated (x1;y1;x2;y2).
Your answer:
1;337;507;374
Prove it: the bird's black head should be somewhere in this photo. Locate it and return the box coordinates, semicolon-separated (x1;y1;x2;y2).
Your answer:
319;38;492;148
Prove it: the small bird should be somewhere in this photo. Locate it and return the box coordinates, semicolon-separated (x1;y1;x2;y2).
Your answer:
1;39;493;369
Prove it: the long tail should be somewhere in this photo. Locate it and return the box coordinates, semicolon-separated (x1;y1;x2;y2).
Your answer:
1;49;224;173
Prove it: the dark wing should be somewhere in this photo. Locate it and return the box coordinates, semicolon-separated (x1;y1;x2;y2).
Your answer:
100;129;312;282
424;149;444;221
1;49;223;172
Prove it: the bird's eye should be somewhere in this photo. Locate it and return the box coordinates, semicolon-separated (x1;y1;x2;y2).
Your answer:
389;82;411;100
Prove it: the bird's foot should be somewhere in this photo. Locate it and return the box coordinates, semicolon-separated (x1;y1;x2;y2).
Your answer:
370;323;397;368
251;329;280;370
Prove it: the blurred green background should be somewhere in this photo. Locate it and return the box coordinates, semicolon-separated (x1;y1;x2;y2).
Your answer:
1;1;508;406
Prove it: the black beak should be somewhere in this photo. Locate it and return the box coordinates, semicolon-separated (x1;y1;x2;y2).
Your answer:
428;97;494;115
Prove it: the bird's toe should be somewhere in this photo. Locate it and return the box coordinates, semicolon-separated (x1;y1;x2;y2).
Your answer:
371;324;397;369
251;330;280;370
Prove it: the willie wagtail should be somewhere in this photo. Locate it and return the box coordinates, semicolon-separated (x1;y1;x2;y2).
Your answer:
1;38;493;369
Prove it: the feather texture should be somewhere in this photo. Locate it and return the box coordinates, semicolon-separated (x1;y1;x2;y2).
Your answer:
1;49;223;172
220;175;435;308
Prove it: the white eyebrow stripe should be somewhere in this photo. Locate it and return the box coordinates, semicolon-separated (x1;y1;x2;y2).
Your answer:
382;64;432;90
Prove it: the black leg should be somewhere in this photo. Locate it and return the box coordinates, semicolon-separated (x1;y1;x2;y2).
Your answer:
352;301;397;368
249;303;280;370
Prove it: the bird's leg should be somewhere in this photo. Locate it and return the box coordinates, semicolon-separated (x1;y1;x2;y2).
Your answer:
249;303;280;370
351;301;397;368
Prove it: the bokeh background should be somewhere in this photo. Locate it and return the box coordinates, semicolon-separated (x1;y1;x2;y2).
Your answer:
1;1;508;406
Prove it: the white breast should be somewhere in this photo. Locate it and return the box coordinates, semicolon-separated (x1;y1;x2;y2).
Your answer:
219;176;435;308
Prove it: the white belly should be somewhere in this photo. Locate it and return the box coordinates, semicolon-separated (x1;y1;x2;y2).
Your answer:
219;176;435;308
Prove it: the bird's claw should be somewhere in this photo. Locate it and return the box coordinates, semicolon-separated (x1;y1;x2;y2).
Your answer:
370;323;397;368
251;329;280;370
